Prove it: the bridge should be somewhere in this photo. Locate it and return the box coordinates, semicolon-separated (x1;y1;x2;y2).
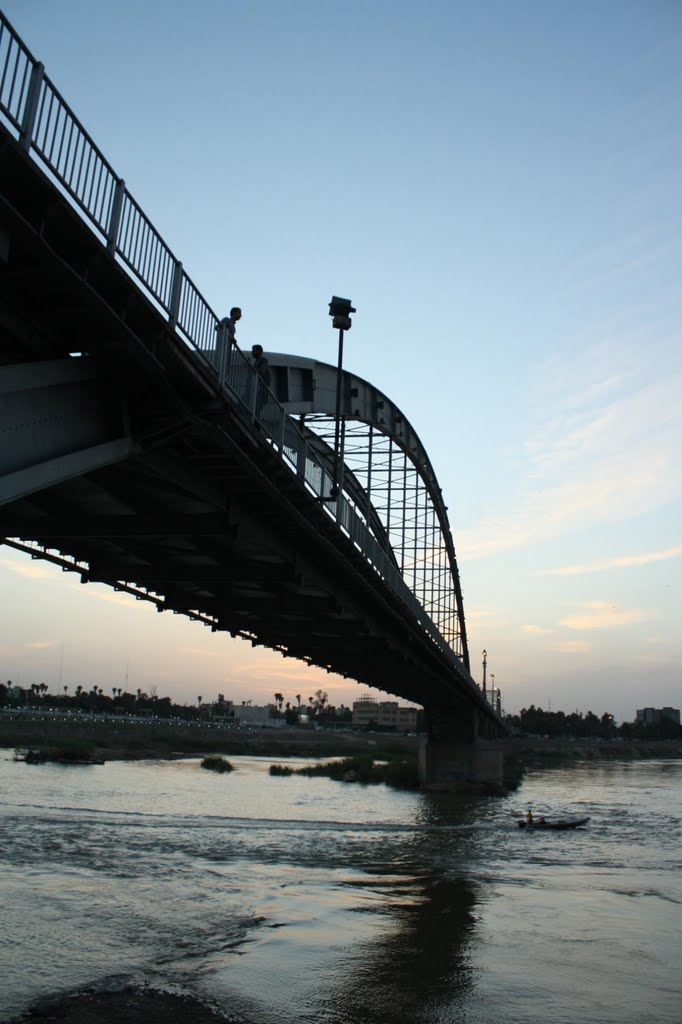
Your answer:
0;11;505;789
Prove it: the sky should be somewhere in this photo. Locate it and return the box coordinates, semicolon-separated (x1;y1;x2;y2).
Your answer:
1;0;680;721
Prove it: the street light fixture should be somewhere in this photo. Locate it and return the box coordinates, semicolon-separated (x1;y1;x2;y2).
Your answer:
328;296;356;500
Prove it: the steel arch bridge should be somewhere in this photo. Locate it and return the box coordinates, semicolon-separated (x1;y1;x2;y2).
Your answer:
0;9;505;786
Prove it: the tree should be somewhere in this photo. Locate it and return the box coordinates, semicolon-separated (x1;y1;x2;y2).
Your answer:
313;689;328;713
274;692;284;711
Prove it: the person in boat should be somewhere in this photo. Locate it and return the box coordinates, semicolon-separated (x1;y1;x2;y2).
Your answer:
526;810;533;824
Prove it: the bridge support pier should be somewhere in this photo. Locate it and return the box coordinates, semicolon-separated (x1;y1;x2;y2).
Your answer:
418;704;504;792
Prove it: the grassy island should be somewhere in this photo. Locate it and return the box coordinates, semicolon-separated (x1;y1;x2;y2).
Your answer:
270;754;420;788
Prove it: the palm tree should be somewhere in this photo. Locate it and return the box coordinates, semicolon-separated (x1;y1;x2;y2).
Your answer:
274;692;284;711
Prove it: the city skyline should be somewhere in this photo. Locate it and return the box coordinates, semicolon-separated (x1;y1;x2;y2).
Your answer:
1;1;680;720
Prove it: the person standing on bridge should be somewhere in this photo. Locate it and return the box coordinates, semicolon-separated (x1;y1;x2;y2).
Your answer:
251;343;271;422
214;307;242;379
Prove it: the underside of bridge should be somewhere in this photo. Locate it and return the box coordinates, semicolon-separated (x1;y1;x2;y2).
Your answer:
0;29;506;789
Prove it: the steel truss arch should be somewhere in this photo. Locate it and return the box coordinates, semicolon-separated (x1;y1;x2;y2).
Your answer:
267;354;470;672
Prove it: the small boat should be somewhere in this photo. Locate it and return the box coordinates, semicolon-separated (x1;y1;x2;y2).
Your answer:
518;816;590;830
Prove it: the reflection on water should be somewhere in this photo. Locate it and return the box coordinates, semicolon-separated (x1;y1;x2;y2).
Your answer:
328;874;476;1024
1;754;681;1024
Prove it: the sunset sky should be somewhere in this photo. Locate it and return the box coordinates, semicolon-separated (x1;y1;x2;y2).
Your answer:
1;0;680;721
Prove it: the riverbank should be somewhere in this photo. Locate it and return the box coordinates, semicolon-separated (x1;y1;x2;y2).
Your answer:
501;736;682;761
2;715;681;765
0;715;418;762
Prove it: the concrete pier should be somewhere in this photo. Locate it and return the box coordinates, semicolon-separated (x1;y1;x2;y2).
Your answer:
419;703;504;791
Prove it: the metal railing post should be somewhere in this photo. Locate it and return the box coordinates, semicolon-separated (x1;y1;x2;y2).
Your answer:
106;178;126;255
249;372;258;421
169;260;183;328
296;429;307;479
214;321;227;382
19;60;44;151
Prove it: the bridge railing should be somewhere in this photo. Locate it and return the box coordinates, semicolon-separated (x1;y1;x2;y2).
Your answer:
0;10;473;687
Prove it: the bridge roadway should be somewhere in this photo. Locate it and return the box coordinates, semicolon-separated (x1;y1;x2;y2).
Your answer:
0;25;504;787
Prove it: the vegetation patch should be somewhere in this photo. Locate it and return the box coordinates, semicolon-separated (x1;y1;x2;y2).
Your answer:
17;740;99;764
200;755;234;773
275;754;420;789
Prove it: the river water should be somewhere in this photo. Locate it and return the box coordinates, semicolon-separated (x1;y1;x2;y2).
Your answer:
1;752;680;1024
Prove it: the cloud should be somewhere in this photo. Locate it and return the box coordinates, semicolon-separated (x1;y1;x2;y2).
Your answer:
177;646;224;659
464;607;497;626
458;353;682;561
559;601;654;631
77;587;142;609
570;233;679;294
551;640;592;654
521;625;554;635
539;545;682;575
0;556;55;580
25;641;56;649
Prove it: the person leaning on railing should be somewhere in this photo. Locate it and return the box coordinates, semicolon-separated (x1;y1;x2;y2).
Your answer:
217;306;242;347
213;306;242;378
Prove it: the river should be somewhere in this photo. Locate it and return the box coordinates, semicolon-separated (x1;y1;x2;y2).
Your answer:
1;752;680;1023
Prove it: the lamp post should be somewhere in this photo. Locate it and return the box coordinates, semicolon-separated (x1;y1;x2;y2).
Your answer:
328;296;356;500
482;649;487;701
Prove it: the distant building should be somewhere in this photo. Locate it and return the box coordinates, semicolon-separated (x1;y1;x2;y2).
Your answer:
209;699;234;722
352;695;418;732
636;707;680;726
235;703;277;727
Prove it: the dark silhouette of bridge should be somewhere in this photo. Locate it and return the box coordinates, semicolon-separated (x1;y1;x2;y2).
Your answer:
0;12;504;787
